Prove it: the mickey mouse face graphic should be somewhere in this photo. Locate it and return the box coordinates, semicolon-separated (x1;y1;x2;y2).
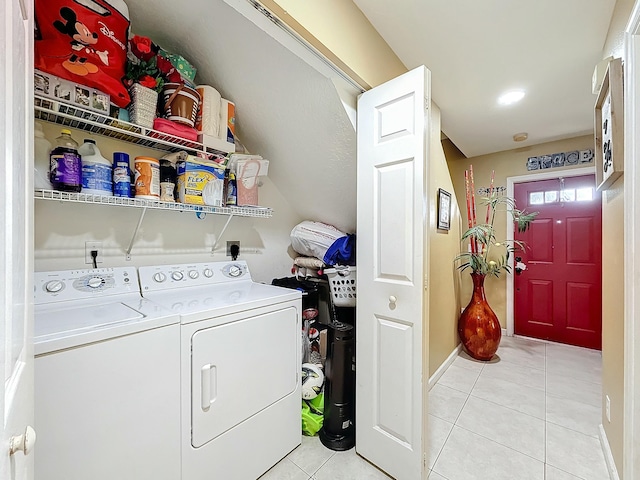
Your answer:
53;7;108;76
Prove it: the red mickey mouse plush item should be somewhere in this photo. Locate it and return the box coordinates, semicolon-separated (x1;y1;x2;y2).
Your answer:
35;0;131;107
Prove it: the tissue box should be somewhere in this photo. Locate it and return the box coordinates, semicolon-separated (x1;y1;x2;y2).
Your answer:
235;157;269;207
177;156;226;207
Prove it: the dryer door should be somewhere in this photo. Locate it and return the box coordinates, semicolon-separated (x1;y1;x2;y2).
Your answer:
191;306;298;448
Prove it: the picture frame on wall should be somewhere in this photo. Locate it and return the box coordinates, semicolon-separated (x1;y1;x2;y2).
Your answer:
595;57;624;191
437;188;451;231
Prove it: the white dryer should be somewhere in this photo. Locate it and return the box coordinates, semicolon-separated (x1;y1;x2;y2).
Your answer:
34;267;181;480
139;261;302;480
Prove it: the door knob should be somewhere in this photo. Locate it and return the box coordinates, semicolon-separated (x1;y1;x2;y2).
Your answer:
9;426;36;456
389;295;397;304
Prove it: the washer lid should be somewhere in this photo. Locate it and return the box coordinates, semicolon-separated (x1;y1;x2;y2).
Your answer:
36;302;143;339
34;297;179;355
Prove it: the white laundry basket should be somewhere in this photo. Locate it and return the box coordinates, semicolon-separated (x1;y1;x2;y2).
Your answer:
325;266;356;307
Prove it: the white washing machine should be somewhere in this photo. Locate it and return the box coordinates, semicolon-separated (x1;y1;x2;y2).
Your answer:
34;267;181;480
138;261;302;480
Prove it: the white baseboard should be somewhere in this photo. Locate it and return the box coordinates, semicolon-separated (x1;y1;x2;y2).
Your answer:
428;344;462;390
599;424;621;480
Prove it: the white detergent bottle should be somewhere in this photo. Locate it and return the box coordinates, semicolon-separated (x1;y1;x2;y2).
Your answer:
79;139;113;196
34;121;52;189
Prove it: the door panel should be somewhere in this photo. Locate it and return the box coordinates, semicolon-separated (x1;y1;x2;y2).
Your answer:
1;0;34;478
376;159;415;280
514;175;602;349
357;66;429;480
375;316;413;443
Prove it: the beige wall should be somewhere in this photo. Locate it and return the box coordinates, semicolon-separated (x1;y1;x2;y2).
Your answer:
429;106;463;377
268;0;407;88
448;135;595;325
601;176;625;473
599;1;634;474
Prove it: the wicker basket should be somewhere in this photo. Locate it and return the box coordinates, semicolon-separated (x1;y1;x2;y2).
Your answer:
325;266;356;307
128;83;157;128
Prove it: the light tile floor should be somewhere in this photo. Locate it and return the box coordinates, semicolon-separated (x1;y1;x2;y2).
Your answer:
261;335;609;480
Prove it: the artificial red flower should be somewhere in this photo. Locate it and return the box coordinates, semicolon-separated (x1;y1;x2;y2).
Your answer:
130;35;155;62
138;75;157;89
156;55;173;75
157;55;182;83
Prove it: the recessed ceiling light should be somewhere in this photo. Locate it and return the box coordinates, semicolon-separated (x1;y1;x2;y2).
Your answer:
513;132;528;142
498;90;525;106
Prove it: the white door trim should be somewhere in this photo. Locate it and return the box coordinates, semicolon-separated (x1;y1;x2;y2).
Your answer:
505;165;596;336
624;6;640;479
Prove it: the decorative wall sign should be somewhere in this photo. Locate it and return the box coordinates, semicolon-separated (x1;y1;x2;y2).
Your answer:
437;188;451;231
526;148;593;171
477;186;506;196
595;57;624;191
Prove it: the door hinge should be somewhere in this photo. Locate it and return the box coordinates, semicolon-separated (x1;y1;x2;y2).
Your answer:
424;275;428;290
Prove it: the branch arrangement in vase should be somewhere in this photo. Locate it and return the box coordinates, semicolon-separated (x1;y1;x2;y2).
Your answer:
455;167;538;277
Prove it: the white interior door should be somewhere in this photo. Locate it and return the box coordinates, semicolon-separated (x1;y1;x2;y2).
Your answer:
356;66;430;480
0;0;35;478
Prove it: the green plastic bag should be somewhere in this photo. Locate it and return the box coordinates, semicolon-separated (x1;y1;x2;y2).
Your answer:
301;394;324;436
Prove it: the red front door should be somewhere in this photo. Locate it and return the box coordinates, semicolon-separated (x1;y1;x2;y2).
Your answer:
514;175;602;349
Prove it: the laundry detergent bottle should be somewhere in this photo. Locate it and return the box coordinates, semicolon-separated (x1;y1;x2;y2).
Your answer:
50;129;82;192
34;121;52;189
79;139;113;196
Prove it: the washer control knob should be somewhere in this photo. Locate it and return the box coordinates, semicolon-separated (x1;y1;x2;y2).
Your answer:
188;270;199;279
203;268;214;278
153;273;166;283
87;277;103;289
44;280;64;293
228;265;242;277
172;271;184;281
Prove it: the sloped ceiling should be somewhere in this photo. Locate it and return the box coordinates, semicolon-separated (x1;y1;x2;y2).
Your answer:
354;0;618;157
125;0;357;232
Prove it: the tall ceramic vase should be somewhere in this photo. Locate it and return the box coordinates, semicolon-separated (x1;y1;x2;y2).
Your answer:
458;272;501;361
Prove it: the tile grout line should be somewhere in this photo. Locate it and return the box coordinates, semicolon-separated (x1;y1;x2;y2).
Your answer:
430;352;480;472
451;422;546;465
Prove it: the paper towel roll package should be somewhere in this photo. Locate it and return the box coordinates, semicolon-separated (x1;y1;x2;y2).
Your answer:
195;85;221;136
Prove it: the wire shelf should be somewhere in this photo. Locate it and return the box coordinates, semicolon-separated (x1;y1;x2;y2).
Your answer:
34;189;273;218
34;95;232;156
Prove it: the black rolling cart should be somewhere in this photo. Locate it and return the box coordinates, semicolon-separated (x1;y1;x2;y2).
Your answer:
319;266;356;451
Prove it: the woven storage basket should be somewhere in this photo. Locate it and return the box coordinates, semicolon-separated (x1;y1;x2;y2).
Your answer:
325;266;356;307
128;83;157;128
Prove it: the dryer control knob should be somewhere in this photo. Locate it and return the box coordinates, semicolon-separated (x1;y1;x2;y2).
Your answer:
44;280;64;293
172;271;184;281
153;273;167;283
189;270;199;279
203;268;214;278
87;277;103;289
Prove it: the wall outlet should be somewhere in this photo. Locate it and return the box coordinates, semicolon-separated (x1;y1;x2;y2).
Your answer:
606;395;611;422
226;241;240;257
85;241;103;265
